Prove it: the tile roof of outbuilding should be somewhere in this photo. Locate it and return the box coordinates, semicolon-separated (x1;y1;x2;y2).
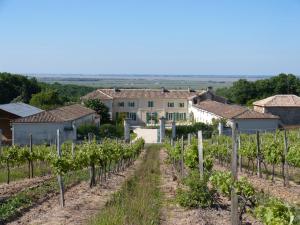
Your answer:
193;100;279;119
253;95;300;107
13;104;95;123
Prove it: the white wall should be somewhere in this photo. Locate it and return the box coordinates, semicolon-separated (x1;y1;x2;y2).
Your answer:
189;105;221;124
12;114;96;145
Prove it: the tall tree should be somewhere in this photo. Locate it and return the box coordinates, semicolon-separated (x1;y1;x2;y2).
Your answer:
84;99;110;124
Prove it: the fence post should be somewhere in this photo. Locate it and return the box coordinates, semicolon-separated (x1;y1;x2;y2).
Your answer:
56;129;65;207
159;117;166;143
124;118;130;143
29;134;34;178
231;122;239;225
198;130;204;177
180;136;184;178
256;131;262;178
0;129;2;155
171;120;176;140
283;130;289;187
188;133;191;145
238;134;242;172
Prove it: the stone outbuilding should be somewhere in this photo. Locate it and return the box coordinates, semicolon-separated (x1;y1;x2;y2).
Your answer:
253;95;300;127
12;104;98;145
190;100;279;133
0;103;43;144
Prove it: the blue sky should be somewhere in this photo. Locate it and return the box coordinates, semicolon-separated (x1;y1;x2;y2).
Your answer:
0;0;299;75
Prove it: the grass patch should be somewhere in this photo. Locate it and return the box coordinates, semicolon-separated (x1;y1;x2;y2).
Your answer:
89;144;162;225
0;169;89;223
0;161;52;184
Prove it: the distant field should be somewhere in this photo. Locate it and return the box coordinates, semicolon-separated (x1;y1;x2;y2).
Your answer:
34;74;270;89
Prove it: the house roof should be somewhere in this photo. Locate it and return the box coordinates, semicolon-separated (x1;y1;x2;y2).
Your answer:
81;88;204;100
13;104;95;123
253;95;300;107
193;100;279;120
0;103;43;117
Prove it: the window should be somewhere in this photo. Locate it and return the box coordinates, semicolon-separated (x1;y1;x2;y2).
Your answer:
128;101;135;107
118;102;124;107
148;101;154;107
166;112;174;121
127;112;137;121
146;112;158;123
167;112;186;121
168;102;174;107
179;103;184;108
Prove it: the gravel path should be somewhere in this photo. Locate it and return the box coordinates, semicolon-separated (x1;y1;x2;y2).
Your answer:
8;151;146;225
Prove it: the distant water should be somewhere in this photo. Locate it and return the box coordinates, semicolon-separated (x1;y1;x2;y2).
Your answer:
27;74;270;81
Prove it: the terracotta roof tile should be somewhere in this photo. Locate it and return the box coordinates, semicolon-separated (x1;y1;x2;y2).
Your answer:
253;95;300;107
13;104;95;123
81;88;204;100
193;100;278;119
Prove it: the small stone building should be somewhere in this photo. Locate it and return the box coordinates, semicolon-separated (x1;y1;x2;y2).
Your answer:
0;103;43;144
190;100;279;133
253;95;300;126
12;104;98;145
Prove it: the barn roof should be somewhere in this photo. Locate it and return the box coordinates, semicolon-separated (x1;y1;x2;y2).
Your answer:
193;100;279;120
0;103;43;117
13;104;95;123
253;95;300;107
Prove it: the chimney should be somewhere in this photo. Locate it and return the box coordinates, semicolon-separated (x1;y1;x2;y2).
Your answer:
161;87;166;93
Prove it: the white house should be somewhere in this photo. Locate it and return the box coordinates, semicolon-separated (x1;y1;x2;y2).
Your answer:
12;104;98;145
190;100;279;133
81;87;227;125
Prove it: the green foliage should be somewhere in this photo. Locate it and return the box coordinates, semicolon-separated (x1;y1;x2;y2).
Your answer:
165;122;214;139
177;171;214;208
0;72;41;104
84;99;110;123
77;124;99;139
184;139;213;172
255;198;299;225
29;89;64;110
287;142;300;168
216;73;300;105
209;171;232;197
99;124;123;138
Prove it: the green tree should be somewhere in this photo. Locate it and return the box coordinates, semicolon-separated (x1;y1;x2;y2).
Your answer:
84;99;110;124
29;89;63;110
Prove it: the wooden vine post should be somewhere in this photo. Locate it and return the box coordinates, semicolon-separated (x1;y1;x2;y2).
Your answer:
56;129;65;207
188;133;191;145
238;134;242;172
29;134;34;178
256;131;262;178
0;129;2;155
198;130;204;177
231;122;239;225
88;133;96;187
180;136;184;177
283;129;289;187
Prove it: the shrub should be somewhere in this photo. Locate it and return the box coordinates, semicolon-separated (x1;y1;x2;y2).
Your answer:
77;124;99;139
177;171;215;208
99;123;123;138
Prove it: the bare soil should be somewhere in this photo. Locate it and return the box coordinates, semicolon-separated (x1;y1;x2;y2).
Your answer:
0;175;53;198
214;164;300;205
159;150;262;225
7;152;146;225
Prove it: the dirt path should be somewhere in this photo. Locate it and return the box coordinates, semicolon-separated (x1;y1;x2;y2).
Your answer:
159;149;262;225
214;164;300;205
8;151;146;225
0;175;53;198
